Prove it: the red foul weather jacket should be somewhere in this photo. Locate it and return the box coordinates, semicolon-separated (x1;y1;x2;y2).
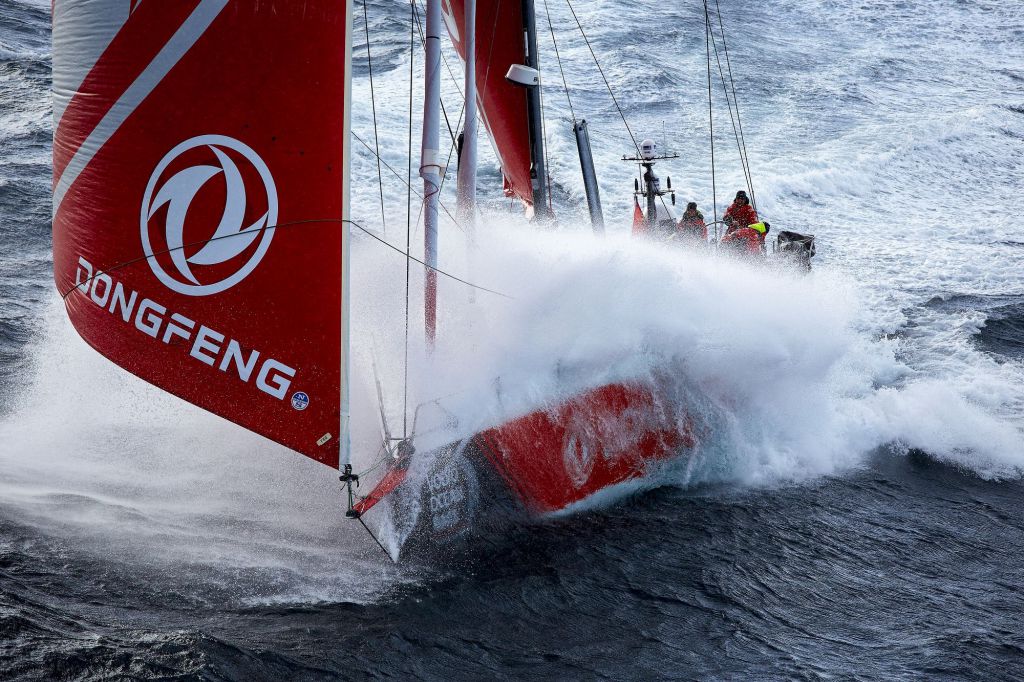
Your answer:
720;226;764;255
678;214;707;240
723;202;758;233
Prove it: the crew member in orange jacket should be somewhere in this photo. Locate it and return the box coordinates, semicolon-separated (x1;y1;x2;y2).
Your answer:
723;190;758;235
721;221;769;256
677;202;707;241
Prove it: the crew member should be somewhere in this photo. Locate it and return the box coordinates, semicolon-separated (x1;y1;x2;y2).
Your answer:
677;202;707;241
721;221;770;257
723;190;758;235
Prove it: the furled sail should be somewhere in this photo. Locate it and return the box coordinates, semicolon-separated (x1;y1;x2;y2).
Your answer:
442;0;534;207
52;0;350;467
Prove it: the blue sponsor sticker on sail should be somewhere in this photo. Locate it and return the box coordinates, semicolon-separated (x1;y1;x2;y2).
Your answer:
290;391;309;411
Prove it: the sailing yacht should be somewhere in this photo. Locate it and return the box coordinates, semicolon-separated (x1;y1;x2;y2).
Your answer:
51;0;799;560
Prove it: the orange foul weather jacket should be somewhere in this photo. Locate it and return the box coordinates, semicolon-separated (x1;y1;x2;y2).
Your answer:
720;226;764;255
678;214;707;240
723;202;758;233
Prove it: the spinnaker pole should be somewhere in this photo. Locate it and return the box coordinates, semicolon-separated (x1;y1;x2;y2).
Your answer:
522;0;552;221
422;0;442;347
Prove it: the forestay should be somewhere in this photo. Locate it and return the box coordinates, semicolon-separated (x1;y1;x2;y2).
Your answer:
52;0;351;467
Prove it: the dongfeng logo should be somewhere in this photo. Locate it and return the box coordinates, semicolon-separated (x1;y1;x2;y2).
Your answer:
141;135;278;296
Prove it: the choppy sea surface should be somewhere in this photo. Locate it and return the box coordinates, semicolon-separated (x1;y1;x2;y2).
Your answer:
3;0;1024;679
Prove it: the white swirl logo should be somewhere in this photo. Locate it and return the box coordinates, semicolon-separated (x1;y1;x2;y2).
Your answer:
563;431;594;488
141;135;278;296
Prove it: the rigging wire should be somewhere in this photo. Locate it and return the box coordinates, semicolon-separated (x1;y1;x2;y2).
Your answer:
362;0;387;237
403;0;415;439
705;1;754;209
436;103;466;198
563;0;640;154
351;131;466;234
538;68;554;215
705;1;718;234
542;0;576;124
357;516;393;559
348;219;512;299
712;0;756;211
59;218;512;303
708;27;752;197
475;0;519;206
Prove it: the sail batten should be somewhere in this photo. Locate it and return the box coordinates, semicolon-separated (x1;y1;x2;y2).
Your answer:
53;0;350;468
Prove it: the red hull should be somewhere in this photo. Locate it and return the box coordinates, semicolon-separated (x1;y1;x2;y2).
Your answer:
356;379;699;524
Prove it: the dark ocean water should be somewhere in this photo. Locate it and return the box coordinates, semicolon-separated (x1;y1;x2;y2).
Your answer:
4;1;1024;680
4;455;1024;680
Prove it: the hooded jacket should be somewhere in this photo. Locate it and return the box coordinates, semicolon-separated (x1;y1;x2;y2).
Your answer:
723;201;758;234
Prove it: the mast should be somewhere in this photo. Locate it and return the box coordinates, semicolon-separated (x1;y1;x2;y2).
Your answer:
456;0;478;226
643;159;658;229
521;0;551;220
623;140;678;235
422;0;442;347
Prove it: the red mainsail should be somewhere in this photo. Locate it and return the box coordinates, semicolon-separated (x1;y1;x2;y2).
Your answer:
52;0;349;467
442;0;534;207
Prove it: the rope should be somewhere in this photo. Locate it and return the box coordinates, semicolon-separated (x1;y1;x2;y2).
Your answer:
59;218;512;302
705;4;718;235
705;1;754;209
538;67;554;215
357;516;393;559
351;131;466;234
354;444;392;480
362;0;387;237
713;0;756;212
542;0;576;124
708;22;752;200
435;102;466;200
352;220;512;298
403;1;415;439
564;0;640;153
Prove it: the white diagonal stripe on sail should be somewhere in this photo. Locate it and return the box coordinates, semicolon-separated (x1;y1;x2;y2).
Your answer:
53;0;229;215
52;0;131;127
